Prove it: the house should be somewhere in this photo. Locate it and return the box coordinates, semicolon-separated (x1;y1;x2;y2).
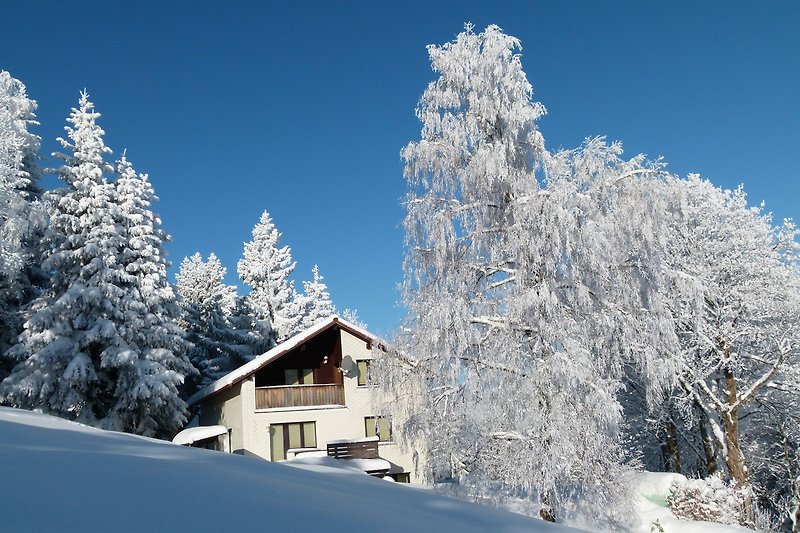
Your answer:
187;316;419;483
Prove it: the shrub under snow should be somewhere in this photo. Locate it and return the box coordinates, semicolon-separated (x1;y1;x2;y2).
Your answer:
666;474;752;527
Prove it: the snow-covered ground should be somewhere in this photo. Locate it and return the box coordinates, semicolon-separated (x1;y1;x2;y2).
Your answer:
0;407;753;532
0;407;578;532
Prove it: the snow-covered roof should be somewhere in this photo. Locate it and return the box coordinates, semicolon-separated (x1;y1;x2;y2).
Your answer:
287;455;391;474
187;316;376;406
327;435;380;445
172;425;228;445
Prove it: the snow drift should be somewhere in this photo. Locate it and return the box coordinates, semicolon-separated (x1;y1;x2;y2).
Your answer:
0;407;579;532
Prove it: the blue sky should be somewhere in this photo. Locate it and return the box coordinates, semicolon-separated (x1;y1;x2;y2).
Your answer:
2;1;798;336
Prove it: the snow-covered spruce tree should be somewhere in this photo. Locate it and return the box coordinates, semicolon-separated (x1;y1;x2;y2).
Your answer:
341;308;368;330
177;253;253;387
0;71;42;197
296;265;335;331
0;71;45;367
109;154;195;436
0;92;192;437
375;24;678;524
237;210;300;343
665;175;800;525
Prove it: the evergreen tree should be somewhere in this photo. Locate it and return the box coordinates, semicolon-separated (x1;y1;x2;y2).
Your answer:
0;91;118;423
0;93;191;437
0;71;41;196
296;264;335;331
0;71;45;367
237;211;299;343
177;253;252;386
109;154;195;436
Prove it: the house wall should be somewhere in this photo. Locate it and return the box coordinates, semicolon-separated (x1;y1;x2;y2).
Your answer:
199;381;244;454
340;330;424;481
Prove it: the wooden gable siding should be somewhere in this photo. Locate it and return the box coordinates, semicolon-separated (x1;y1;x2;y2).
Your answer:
254;326;344;387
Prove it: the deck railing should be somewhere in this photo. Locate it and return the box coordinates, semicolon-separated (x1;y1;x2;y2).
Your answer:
326;439;380;459
254;384;344;410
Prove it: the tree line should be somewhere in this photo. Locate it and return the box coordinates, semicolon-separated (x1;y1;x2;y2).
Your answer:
374;24;800;531
0;73;335;438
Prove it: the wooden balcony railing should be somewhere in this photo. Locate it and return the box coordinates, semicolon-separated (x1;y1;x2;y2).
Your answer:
255;384;345;410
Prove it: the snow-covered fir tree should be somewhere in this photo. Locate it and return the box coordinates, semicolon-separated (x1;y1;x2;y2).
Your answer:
0;71;41;197
0;93;192;437
177;253;253;386
237;211;300;343
109;154;196;436
296;264;335;331
0;71;45;367
341;308;367;330
375;24;679;525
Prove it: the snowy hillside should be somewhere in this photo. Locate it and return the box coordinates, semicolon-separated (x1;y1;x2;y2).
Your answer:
0;407;577;532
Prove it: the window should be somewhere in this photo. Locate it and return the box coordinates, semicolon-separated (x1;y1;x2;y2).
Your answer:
270;421;317;461
389;472;410;483
284;368;314;385
356;360;370;386
365;416;391;442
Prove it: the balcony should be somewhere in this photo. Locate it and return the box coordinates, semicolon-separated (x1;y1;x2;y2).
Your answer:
255;384;345;410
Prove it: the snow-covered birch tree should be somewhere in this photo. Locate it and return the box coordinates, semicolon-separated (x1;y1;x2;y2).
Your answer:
375;24;679;524
237;211;300;343
665;175;800;524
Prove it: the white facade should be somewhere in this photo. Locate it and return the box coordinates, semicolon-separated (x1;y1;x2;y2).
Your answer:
192;317;420;482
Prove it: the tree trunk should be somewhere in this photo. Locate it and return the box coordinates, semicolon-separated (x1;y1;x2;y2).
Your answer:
721;368;755;528
722;368;748;488
664;420;682;473
694;400;718;475
539;491;557;523
791;475;800;533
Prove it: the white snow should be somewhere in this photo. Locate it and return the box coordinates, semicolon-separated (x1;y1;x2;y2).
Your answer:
0;407;580;532
0;407;761;532
283;451;392;475
630;472;752;533
172;425;228;445
287;453;391;475
326;435;380;444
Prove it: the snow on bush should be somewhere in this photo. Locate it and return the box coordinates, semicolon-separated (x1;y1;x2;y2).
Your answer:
666;474;752;527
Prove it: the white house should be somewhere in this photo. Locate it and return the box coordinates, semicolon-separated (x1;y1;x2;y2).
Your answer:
187;316;419;482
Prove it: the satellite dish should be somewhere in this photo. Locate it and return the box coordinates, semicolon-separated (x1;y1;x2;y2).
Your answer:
340;354;356;377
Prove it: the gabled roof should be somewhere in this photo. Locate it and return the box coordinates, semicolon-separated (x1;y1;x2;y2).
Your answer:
187;316;375;406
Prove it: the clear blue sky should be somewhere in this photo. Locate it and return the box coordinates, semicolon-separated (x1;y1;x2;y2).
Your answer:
2;1;798;336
